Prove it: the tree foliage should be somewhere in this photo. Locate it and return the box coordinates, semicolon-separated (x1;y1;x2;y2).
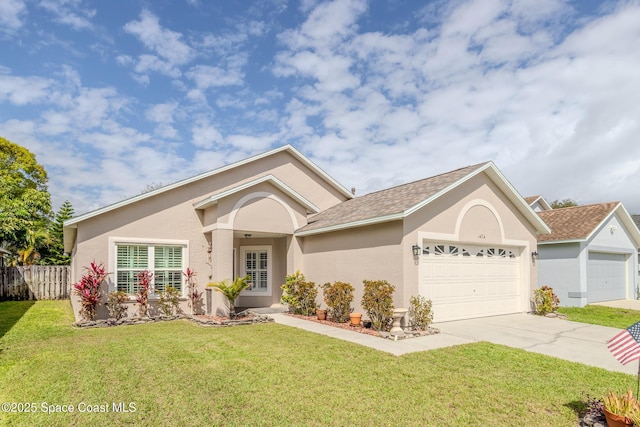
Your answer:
41;200;74;265
550;198;577;209
0;137;52;263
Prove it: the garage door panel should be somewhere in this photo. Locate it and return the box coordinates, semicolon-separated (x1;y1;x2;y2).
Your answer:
420;243;522;322
587;252;626;303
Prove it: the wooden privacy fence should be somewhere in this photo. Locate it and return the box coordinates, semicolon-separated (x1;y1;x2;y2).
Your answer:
0;266;71;301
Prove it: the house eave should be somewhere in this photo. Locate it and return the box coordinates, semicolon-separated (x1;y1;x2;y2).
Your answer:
538;239;584;245
64;144;352;227
193;174;321;214
295;213;404;237
405;162;551;235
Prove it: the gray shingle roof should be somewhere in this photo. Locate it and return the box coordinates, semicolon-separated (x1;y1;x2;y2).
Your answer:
296;162;490;233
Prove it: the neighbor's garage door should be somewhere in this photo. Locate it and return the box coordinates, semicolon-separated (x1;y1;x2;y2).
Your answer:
587;252;627;303
419;243;522;322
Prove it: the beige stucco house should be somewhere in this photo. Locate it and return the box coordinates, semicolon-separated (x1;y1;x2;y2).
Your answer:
64;145;549;322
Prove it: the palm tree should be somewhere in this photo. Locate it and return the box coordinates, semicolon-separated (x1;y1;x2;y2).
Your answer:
16;228;52;265
208;276;251;318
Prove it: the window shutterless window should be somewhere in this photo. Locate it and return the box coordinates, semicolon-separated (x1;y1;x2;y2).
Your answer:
114;243;186;295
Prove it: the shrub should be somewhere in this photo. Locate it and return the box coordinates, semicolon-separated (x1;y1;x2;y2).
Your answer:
321;281;354;323
157;285;181;316
183;267;202;315
281;271;318;316
73;261;109;321
209;276;250;318
135;270;153;317
106;291;128;320
533;285;559;315
409;295;434;330
361;279;395;331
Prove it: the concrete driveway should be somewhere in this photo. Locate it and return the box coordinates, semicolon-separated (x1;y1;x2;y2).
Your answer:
434;313;638;375
272;311;638;374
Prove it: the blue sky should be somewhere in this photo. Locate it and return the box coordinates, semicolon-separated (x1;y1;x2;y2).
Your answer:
1;0;639;215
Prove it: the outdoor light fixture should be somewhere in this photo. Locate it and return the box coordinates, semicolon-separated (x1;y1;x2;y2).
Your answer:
412;244;421;256
531;251;539;261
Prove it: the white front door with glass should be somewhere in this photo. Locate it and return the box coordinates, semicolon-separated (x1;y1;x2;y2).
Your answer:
241;246;272;296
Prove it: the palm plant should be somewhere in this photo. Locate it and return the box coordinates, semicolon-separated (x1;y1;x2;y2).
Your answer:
208;275;251;318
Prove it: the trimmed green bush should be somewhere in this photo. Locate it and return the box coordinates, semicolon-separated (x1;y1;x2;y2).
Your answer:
409;295;433;330
281;271;318;316
361;279;395;331
322;281;354;323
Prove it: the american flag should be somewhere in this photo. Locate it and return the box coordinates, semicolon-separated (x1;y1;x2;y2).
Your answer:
608;321;640;365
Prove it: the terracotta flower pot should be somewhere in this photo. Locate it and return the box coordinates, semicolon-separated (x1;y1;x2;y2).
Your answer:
603;408;633;427
316;309;327;321
350;312;362;326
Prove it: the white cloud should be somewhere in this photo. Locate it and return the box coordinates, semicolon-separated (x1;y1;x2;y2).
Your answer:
0;0;26;32
124;9;193;66
191;119;223;148
39;0;96;31
0;75;52;105
186;64;244;89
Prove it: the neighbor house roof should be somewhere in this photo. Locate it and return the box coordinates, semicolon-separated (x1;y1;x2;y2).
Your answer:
633;215;640;230
525;195;552;211
537;202;640;246
296;161;550;236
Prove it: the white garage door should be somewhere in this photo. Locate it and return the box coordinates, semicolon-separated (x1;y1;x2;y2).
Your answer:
419;243;522;322
587;252;627;303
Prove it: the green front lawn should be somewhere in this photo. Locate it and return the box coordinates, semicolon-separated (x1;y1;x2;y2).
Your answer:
558;305;640;329
0;301;634;426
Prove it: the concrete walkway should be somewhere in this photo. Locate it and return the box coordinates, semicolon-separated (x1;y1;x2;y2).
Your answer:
270;312;639;375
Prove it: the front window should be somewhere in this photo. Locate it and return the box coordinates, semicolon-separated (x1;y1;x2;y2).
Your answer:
241;246;272;296
114;241;186;296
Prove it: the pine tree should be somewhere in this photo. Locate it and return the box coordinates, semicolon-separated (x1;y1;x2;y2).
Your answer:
41;200;74;265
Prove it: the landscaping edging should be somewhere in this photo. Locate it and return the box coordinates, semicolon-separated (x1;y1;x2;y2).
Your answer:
72;312;274;328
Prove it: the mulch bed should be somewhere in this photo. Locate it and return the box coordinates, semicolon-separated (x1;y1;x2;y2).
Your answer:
288;313;381;336
286;313;440;340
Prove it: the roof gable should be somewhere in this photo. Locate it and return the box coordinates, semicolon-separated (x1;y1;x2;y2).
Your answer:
296;161;550;236
64;145;352;229
193;174;320;213
537;202;640;246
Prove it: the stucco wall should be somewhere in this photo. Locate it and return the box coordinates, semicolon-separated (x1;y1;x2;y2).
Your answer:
69;150;349;320
402;173;539;312
302;221;403;315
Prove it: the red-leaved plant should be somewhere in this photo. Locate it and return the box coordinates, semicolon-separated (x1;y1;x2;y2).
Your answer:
183;267;201;315
135;270;153;318
73;261;109;321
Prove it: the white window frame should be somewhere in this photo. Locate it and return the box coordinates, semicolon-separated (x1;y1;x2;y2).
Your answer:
240;245;272;297
108;237;189;298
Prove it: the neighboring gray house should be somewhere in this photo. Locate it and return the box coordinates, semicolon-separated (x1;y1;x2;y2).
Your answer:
535;202;640;307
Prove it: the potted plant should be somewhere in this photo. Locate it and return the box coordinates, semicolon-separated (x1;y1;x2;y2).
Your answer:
602;389;638;427
316;307;327;320
350;312;362;326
